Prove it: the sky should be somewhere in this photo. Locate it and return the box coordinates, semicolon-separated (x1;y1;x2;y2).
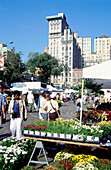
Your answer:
0;0;111;62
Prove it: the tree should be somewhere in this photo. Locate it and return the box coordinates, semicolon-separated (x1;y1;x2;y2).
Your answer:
84;79;103;93
26;52;64;83
2;48;26;86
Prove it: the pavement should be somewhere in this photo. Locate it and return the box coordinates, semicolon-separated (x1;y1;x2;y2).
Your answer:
0;101;79;141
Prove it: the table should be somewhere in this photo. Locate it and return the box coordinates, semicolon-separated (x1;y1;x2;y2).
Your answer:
23;135;110;167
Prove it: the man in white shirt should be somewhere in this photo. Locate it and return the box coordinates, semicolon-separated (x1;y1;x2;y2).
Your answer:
36;91;47;119
27;91;34;112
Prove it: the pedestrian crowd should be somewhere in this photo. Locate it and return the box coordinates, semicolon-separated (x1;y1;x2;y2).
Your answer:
1;81;111;142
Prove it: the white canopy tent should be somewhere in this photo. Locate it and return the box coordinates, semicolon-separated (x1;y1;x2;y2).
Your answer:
80;60;111;125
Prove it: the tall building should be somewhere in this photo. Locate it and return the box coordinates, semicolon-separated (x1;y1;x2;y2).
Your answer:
46;13;81;88
94;35;111;62
0;43;11;59
74;31;92;68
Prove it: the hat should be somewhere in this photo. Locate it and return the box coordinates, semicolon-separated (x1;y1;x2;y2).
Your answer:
4;93;8;96
50;93;56;99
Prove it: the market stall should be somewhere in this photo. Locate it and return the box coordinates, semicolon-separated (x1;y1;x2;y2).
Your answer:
80;60;111;125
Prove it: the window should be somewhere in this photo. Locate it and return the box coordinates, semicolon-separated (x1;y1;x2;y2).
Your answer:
65;56;68;61
74;73;77;77
69;62;71;66
69;78;71;82
81;73;83;77
62;52;64;56
62;37;64;41
69;73;71;76
78;73;80;77
62;47;64;51
69;52;71;56
69;47;71;50
73;79;76;82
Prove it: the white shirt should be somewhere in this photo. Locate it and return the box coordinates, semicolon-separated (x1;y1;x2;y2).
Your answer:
27;93;34;103
44;99;59;114
39;96;47;114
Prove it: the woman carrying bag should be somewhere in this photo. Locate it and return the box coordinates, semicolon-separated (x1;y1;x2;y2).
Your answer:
44;93;60;121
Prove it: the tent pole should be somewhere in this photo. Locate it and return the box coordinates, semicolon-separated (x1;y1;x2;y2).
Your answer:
80;78;84;126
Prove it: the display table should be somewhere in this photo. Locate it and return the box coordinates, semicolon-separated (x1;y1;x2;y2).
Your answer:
23;135;111;166
23;136;100;147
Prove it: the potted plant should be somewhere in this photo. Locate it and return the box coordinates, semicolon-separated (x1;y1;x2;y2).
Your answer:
23;125;29;134
65;127;73;139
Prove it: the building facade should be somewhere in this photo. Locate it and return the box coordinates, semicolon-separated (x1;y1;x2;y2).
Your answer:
94;35;111;63
46;13;81;88
73;69;83;84
74;31;92;68
0;43;11;59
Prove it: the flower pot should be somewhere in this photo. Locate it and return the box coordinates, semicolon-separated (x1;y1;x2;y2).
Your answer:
72;135;78;141
35;131;40;136
94;137;99;142
23;130;29;134
29;131;34;135
66;134;72;139
53;133;58;138
60;133;65;138
78;135;84;141
86;136;93;141
47;132;52;137
41;132;46;136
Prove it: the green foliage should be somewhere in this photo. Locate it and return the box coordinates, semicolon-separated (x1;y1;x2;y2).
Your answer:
26;52;64;83
3;48;26;86
84;79;102;93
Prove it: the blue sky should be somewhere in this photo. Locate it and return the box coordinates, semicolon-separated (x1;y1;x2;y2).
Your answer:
0;0;111;62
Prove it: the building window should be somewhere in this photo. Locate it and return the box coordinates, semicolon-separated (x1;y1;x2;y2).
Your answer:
62;47;64;51
73;79;76;82
69;73;71;76
78;73;80;77
69;52;71;56
65;78;68;82
74;73;77;77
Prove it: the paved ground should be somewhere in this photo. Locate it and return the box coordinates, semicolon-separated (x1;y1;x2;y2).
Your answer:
0;101;89;169
0;100;89;141
0;101;78;141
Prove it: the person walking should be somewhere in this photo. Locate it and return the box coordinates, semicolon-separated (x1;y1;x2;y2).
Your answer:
76;95;82;113
8;90;27;140
0;84;6;123
44;93;60;121
36;91;47;120
27;91;34;112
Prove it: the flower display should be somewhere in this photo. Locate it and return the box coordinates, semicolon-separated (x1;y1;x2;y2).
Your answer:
54;150;111;170
23;123;48;132
23;119;111;141
0;137;36;170
73;161;98;170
